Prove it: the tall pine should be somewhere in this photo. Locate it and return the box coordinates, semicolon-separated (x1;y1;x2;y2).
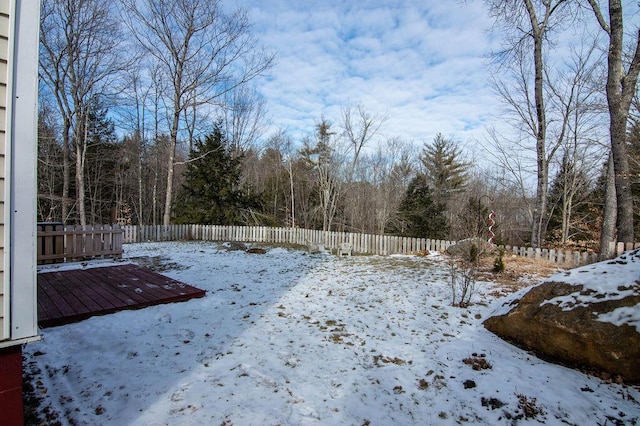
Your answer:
420;133;470;202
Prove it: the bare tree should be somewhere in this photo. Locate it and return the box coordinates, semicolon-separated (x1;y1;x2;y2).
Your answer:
485;0;571;247
586;0;640;244
40;0;124;226
545;34;606;244
340;104;387;230
314;119;341;231
120;0;275;226
37;102;64;222
341;104;387;171
224;86;269;159
371;137;416;234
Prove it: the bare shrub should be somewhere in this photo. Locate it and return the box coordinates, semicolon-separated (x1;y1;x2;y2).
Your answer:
449;260;478;307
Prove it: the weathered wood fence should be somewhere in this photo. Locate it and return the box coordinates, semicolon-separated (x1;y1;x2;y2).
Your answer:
120;224;637;267
121;224;451;255
37;223;123;265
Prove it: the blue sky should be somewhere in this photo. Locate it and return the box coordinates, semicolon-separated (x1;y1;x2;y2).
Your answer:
234;0;499;147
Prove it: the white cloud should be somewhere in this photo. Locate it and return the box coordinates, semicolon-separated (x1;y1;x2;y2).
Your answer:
235;0;500;150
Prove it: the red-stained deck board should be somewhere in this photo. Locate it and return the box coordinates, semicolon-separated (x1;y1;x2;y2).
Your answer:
37;264;206;328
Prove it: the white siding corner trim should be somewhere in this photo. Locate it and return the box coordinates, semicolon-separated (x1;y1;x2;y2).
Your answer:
0;0;40;347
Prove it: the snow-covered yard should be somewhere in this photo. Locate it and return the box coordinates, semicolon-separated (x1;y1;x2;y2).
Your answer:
24;241;640;425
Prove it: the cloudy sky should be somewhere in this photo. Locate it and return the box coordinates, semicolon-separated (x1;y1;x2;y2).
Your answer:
234;0;499;148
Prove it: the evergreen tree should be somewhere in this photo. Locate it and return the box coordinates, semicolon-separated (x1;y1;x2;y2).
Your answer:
420;133;470;201
396;174;448;239
173;123;260;225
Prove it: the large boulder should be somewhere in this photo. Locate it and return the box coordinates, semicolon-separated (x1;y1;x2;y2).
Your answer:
446;238;496;260
484;249;640;383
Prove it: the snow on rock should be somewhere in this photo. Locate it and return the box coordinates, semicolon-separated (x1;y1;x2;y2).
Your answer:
485;249;640;383
23;241;640;425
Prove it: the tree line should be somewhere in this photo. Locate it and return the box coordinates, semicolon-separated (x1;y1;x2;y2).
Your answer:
37;0;640;254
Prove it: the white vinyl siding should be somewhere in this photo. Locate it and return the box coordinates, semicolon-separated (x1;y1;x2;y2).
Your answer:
0;0;39;347
0;1;10;341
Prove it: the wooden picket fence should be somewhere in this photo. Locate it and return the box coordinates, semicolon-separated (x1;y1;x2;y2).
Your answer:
120;224;637;267
37;223;124;265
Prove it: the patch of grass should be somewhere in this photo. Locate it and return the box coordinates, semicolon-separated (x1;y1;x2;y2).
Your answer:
373;354;407;366
361;255;437;272
515;393;545;420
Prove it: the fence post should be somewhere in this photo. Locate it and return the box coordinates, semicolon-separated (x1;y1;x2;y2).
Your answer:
541;248;548;262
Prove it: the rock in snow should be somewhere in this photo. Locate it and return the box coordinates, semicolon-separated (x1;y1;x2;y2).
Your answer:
484;249;640;383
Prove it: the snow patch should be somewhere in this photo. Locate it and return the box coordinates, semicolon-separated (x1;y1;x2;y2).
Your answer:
597;303;640;332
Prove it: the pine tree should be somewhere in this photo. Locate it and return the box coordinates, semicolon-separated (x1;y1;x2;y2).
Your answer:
396;174;449;239
173;123;260;225
420;133;470;201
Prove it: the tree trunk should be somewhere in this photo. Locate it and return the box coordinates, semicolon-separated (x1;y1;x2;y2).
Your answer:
62;118;71;223
528;2;548;248
163;140;177;227
611;115;633;243
600;153;617;257
163;106;180;227
75;126;87;227
288;158;295;228
589;0;640;242
607;0;634;243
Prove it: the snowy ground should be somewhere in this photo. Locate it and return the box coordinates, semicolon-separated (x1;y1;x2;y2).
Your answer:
24;241;640;425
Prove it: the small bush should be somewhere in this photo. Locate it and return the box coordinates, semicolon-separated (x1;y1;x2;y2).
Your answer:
468;243;479;265
493;248;505;273
449;261;478;307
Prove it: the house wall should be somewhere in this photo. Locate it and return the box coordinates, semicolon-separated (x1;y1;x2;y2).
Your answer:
0;0;39;423
0;0;40;346
0;0;10;343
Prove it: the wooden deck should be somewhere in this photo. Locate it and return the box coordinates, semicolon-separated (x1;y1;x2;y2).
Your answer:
37;264;206;328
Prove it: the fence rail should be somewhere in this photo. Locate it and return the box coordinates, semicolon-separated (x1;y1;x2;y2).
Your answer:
120;224;638;267
37;223;124;265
